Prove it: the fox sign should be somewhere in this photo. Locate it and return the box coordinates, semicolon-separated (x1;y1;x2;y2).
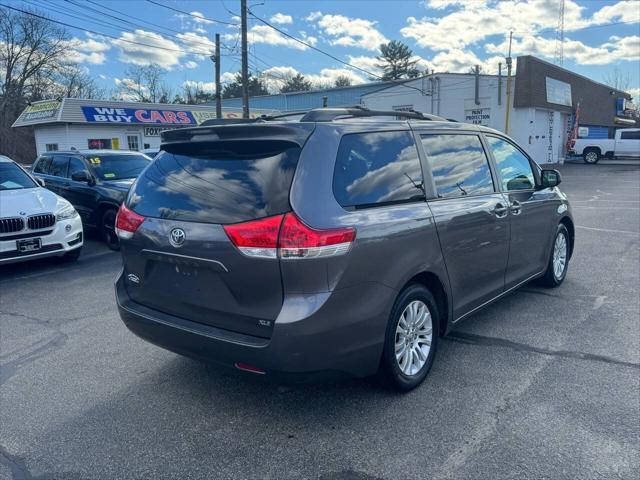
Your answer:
81;106;205;125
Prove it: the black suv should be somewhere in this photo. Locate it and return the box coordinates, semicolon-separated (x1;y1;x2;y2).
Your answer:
115;108;573;390
32;150;150;249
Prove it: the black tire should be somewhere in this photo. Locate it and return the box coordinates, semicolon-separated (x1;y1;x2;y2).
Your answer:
536;224;570;288
60;246;82;262
380;284;439;391
101;208;120;251
583;148;600;164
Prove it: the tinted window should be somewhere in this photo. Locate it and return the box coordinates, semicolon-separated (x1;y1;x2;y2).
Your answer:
333;131;424;209
85;153;150;180
0;162;37;190
620;130;640;140
128;140;300;224
33;156;52;174
421;134;494;198
486;136;535;191
49;156;68;177
68;157;88;178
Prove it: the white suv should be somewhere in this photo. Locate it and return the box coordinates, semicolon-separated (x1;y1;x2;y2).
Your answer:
0;155;83;264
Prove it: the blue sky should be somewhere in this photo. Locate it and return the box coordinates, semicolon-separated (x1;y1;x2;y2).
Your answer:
10;0;640;99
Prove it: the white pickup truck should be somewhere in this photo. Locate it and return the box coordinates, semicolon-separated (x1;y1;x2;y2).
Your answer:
571;128;640;164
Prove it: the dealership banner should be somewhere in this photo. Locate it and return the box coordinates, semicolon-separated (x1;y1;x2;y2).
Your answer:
81;106;205;125
22;101;61;121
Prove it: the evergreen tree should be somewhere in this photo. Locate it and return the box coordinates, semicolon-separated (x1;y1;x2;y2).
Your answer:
376;41;421;80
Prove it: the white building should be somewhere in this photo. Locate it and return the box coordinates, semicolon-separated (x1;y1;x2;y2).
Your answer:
363;56;637;163
12;98;276;156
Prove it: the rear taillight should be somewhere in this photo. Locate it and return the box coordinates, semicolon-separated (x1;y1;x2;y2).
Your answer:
278;213;355;259
223;214;284;258
115;204;145;239
223;213;355;259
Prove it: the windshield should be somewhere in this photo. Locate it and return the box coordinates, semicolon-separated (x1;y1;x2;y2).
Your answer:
86;154;150;180
0;162;38;190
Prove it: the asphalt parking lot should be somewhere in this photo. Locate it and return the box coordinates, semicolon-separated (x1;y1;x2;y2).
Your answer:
1;163;638;480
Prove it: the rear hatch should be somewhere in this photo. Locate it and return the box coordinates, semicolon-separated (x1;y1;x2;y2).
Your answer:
120;124;314;338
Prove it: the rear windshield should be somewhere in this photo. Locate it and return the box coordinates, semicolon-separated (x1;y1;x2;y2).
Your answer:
85;153;150;180
128;140;300;224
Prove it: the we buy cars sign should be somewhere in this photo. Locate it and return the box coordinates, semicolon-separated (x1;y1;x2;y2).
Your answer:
82;106;198;125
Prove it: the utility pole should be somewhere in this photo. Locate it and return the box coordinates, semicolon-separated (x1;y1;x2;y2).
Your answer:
215;33;222;118
240;0;249;118
504;31;513;134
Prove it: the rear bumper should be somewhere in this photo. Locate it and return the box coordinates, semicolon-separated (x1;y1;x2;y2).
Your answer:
115;269;395;381
0;216;83;265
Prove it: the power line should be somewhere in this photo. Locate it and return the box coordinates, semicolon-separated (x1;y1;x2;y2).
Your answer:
145;0;239;26
247;8;426;95
62;0;238;55
1;3;225;58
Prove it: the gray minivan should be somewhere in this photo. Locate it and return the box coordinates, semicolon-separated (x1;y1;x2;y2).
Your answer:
115;108;574;390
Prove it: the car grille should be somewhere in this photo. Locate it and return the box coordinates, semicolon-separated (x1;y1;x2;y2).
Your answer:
0;217;25;234
27;213;56;230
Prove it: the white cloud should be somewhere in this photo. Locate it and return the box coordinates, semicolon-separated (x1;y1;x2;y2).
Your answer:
270;13;293;25
221;71;237;83
305;11;322;22
626;87;640;101
112;29;185;68
591;1;640;24
175;31;215;56
183;80;216;92
316;13;388;51
64;37;111;65
184;60;198;69
190;11;213;25
260;65;366;92
224;25;311;50
486;34;639;65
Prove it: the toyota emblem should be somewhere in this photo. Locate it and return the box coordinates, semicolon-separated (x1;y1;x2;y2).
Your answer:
169;228;186;247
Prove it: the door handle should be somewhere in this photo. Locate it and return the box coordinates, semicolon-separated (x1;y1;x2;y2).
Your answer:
510;200;522;215
492;203;509;218
62;182;70;187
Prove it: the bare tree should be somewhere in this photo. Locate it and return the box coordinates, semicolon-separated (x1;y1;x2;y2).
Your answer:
117;65;170;102
0;7;72;160
602;67;631;92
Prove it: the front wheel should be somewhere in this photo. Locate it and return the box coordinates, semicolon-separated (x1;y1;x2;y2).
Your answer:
101;208;120;251
380;284;439;391
537;224;570;288
583;149;600;164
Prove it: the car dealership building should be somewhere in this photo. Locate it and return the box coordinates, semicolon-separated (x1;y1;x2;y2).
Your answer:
362;56;638;163
12;98;275;156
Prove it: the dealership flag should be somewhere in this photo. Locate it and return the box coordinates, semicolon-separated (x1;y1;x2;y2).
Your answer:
566;102;580;151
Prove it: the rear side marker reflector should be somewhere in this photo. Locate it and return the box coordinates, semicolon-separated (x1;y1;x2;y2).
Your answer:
234;362;266;374
115;204;145;239
223;213;355;260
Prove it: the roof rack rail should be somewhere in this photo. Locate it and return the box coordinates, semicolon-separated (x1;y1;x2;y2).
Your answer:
299;106;448;122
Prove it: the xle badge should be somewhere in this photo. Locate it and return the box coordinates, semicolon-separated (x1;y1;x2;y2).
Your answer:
258;320;272;327
127;274;140;284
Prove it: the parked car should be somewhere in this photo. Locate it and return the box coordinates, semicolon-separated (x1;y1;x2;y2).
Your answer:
571;128;640;164
114;107;574;390
31;150;151;249
0;155;83;265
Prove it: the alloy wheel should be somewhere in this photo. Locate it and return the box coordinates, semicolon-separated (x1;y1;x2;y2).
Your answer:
395;300;433;376
553;232;567;280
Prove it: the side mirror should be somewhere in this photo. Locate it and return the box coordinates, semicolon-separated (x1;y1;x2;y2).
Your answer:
36;177;45;187
540;169;562;189
71;171;91;183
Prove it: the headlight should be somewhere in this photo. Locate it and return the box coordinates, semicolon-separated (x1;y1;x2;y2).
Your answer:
56;203;78;220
